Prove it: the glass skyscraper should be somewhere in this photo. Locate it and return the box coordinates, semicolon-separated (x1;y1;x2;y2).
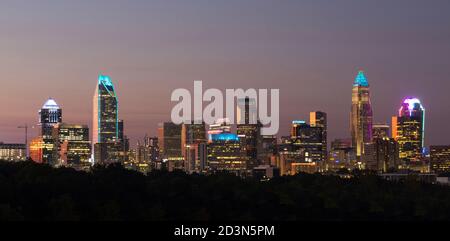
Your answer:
393;97;425;161
39;98;62;165
350;71;373;158
92;75;119;163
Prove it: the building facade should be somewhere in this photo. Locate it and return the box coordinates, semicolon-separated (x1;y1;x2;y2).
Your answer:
92;75;120;164
53;123;91;170
430;145;450;174
393;98;425;161
0;143;26;161
350;71;373;158
39;98;62;165
207;133;246;175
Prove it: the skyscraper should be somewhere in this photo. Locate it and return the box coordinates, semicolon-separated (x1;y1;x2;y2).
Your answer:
92;75;119;163
160;122;183;171
181;121;207;173
291;121;325;163
310;111;327;161
39;98;62;165
208;133;246;175
362;138;399;172
53;123;91;170
93;75;119;147
350;70;373;158
394;97;425;161
237;97;261;171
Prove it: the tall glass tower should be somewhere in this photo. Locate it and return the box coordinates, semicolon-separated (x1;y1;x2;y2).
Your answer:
394;97;425;161
92;75;119;148
350;70;373;158
39;98;62;165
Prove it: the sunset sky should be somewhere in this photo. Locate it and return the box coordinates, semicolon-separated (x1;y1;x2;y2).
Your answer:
1;0;450;146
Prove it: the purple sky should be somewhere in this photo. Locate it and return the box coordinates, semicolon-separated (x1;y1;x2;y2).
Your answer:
1;0;450;147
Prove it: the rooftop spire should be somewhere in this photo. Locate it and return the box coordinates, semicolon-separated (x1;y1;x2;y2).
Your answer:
354;70;369;87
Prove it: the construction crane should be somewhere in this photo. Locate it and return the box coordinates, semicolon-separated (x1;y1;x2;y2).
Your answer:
18;124;34;158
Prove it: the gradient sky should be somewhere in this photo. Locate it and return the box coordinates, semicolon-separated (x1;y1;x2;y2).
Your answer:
1;0;450;147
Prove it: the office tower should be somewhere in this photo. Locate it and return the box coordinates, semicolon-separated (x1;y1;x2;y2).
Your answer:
310;111;328;160
39;98;62;165
53;123;91;170
373;123;390;139
0;142;26;161
92;75;118;147
181;121;207;173
430;146;450;174
237;123;261;170
394;97;425;161
237;97;257;124
207;133;245;175
291;121;325;163
350;70;373;158
92;75;120;164
362;138;399;172
160;122;183;171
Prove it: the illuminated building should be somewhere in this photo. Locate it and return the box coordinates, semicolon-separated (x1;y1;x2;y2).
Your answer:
394;97;425;161
39;98;62;165
181;121;207;173
350;70;373;158
310;111;327;161
327;138;355;171
207;133;246;175
362;138;399;172
207;118;231;138
29;136;44;163
236;97;261;171
92;75;119;163
430;145;450;174
53;123;91;170
391;116;398;139
0;143;26;161
373;123;390;139
275;121;324;174
291;121;325;163
159;122;183;171
144;136;160;169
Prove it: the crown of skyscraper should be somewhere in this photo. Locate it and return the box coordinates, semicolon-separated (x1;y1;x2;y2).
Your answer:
98;75;114;86
42;98;60;110
354;70;369;87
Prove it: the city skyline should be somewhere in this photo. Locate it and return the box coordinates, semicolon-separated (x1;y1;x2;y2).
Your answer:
1;0;450;147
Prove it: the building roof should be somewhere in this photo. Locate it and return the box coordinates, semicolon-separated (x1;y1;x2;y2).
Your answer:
354;70;369;87
42;98;60;109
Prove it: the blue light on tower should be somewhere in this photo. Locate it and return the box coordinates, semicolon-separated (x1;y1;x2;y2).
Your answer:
211;133;240;142
354;70;369;87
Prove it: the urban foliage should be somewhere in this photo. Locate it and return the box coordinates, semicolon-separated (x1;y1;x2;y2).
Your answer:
1;161;450;221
